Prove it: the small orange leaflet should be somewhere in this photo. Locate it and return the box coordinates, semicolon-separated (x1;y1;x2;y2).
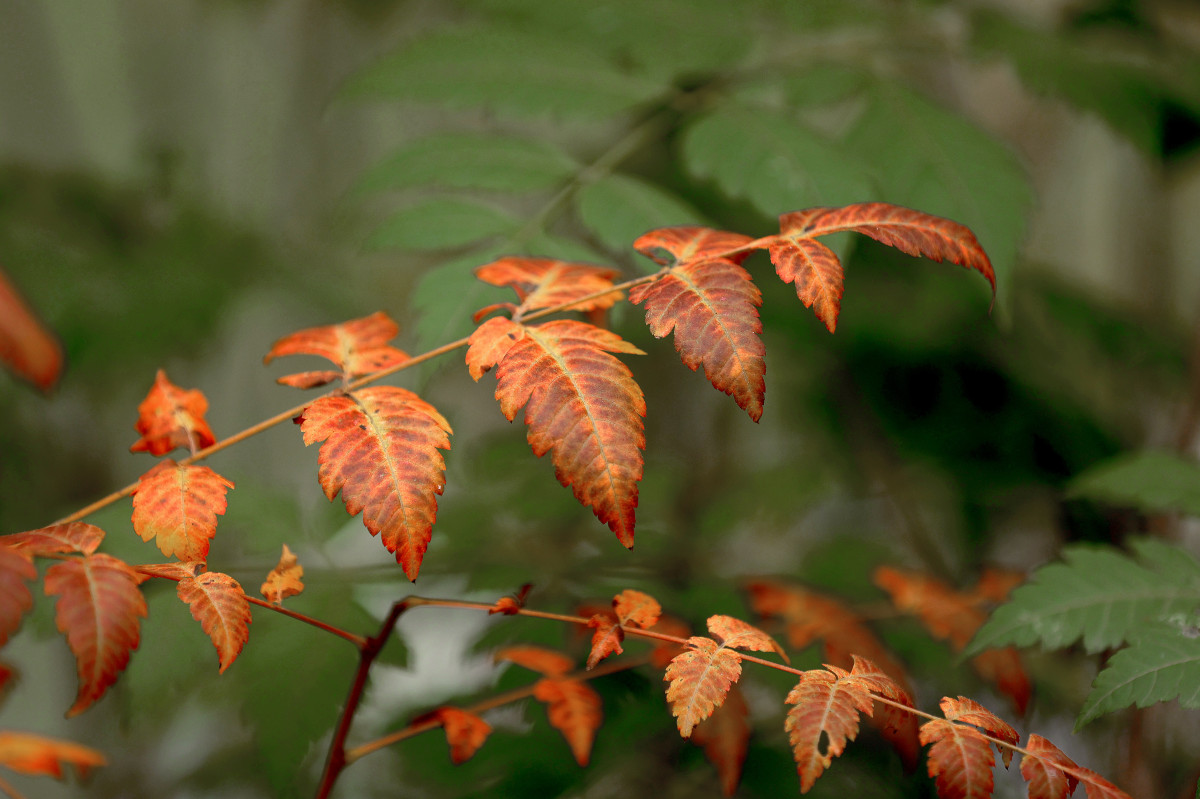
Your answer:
177;572;251;673
129;370;216;456
0;265;62;393
612;589;660;628
0;730;105;779
43;554;147;717
261;544;304;605
532;677;603;767
412;707;492;764
263;311;409;389
131;461;234;562
585;614;624;669
487;583;531;615
495;645;574;677
296;386;451;581
475;256;623;314
3;522;104;556
633;226;755;266
133;561;205;585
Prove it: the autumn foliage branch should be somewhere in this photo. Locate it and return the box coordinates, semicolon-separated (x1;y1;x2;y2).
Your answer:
0;202;1136;797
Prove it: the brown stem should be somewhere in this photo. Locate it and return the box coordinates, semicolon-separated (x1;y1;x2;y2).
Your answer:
315;597;414;799
0;774;28;799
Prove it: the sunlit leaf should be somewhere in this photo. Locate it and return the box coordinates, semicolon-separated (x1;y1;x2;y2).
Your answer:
260;544;304;605
664;636;742;738
129;370;216;456
263;311;409;388
612;589;660;629
131;461;234;562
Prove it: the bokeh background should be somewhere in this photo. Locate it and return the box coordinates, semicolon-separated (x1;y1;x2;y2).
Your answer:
2;0;1199;797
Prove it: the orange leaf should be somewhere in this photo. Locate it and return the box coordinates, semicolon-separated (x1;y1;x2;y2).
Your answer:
491;319;646;547
920;718;996;799
664;636;743;738
475;257;622;313
495;645;574;677
692;684;750;797
129;370;216;456
785;662;879;792
633;226;755;266
413;706;492;764
260;544;304;605
131;461;234;562
874;566;1031;714
939;696;1019;768
1020;735;1078;799
585;614;624;669
612;589;660;628
968;568;1025;605
629;258;766;421
263;311;409;387
133;561;206;585
465;316;524;381
43;554;146;717
706;614;788;662
488;583;532;616
532;677;603;766
0;545;36;646
0;266;62;392
0;730;105;779
1073;767;1134;799
296;386;452;581
769;203;996;332
177;571;251;673
4;523;104;556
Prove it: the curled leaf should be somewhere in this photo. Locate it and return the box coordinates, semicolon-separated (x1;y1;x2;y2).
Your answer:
260;544;304;605
263;311;409;387
129;370;216;456
4;523;104;556
475;257;622;313
413;707;492;764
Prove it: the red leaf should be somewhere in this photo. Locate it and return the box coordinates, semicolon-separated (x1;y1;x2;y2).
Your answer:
533;677;603;766
4;523;104;556
629;258;766;420
260;544;304;604
413;707;492;764
129;370;217;456
939;696;1019;768
874;566;1031;714
920;718;996;799
0;266;62;392
612;589;660;629
785;663;878;791
706;614;788;661
177;572;251;673
133;561;206;585
475;257;622;313
263;311;409;386
1020;735;1078;799
692;684;750;797
43;554;147;717
1074;767;1134;799
0;730;106;779
491;320;646;547
495;645;574;677
465;317;524;381
296;386;452;581
633;227;756;267
585;614;624;669
664;636;744;737
0;545;36;646
770;203;996;332
131;461;234;562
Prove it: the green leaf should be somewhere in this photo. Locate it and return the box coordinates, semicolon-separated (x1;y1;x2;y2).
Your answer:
968;538;1200;655
682;108;876;216
356;133;578;195
343;25;666;119
577;174;707;255
1068;450;1200;518
970;10;1162;154
1077;611;1200;728
367;197;516;251
841;80;1032;317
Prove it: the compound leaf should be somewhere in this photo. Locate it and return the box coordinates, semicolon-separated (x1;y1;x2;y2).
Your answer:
296;387;452;581
0;730;105;779
44;554;147;717
129;370;216;456
629;257;765;420
177;571;251;674
533;676;603;766
968;538;1200;655
131;461;234;562
263;312;409;388
490;319;646;546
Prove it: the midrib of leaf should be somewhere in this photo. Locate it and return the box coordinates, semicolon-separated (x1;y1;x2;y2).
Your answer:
673;267;752;388
524;326;620;506
83;560;108;688
686;643;736;725
354;394;414;534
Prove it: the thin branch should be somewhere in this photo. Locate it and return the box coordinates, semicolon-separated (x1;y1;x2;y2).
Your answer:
0;774;28;799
